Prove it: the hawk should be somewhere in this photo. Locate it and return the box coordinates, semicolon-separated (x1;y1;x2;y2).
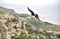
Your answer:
27;7;40;21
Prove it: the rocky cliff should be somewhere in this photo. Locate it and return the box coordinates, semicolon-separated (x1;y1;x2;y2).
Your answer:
0;6;60;39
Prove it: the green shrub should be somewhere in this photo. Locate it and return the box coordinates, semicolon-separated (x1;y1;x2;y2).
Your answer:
11;36;16;39
11;18;18;22
0;10;4;15
13;25;18;29
56;34;60;38
5;21;10;27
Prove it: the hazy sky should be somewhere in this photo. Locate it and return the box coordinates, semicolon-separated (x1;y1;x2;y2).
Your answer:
0;0;57;5
0;0;60;25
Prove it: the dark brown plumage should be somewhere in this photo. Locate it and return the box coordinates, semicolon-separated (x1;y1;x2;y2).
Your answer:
27;7;35;16
27;7;40;21
35;14;40;20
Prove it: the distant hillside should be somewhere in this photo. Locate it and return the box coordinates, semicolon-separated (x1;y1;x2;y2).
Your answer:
0;6;60;39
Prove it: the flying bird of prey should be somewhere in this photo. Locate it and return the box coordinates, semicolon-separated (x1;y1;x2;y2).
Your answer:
27;7;40;21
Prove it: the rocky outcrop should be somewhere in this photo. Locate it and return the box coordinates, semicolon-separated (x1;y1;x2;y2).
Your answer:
0;21;9;39
0;6;60;39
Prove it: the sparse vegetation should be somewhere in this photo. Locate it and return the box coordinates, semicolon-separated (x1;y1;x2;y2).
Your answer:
0;10;6;15
13;25;18;29
11;18;18;22
56;34;60;38
21;21;24;29
5;18;18;27
0;6;60;39
5;21;10;27
25;24;31;27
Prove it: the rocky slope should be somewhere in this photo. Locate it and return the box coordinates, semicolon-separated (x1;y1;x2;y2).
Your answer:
0;6;60;39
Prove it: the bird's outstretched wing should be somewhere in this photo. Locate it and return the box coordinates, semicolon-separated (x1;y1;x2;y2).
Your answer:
27;7;40;21
27;7;35;16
